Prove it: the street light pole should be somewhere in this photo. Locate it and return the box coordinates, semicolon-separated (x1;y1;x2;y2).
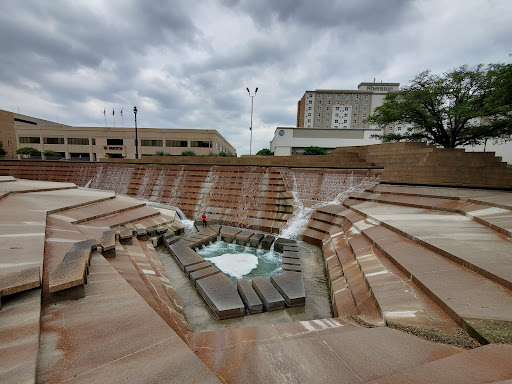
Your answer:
133;106;138;160
246;87;258;155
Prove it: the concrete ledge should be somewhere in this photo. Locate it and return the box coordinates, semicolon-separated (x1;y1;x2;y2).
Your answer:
169;242;205;271
274;238;297;253
270;272;306;307
252;276;285;311
220;226;242;243
49;261;86;294
185;261;212;277
282;257;301;266
235;229;254;245
135;228;147;239
237;279;263;314
0;267;41;307
261;234;275;250
189;266;220;285
283;264;302;272
196;274;245;319
249;233;264;247
283;250;300;259
119;228;134;243
100;230;116;258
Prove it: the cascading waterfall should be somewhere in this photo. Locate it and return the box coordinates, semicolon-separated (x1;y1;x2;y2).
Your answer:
279;170;380;240
84;179;92;188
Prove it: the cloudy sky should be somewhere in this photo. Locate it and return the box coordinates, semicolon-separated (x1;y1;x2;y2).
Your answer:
1;0;511;155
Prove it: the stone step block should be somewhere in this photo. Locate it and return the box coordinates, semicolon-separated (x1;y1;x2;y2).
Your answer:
235;229;254;245
282;245;299;252
119;228;135;243
282;250;300;259
189;266;220;285
100;230;116;258
261;234;275;250
282;264;302;272
237;279;263;314
185;261;212;277
270;272;306;307
282;257;301;266
0;267;41;309
249;233;264;247
169;242;205;271
252;276;285;311
274;238;297;253
196;273;245;319
220;226;242;242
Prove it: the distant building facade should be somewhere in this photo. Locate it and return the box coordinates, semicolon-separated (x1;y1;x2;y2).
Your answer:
0;109;236;160
297;82;406;135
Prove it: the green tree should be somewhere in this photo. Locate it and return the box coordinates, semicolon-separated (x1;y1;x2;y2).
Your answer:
16;147;41;156
303;146;327;155
256;148;273;156
181;150;196;156
43;150;62;157
367;64;512;148
0;141;6;156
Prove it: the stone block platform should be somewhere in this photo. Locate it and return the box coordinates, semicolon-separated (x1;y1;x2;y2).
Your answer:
196;273;246;319
252;276;286;311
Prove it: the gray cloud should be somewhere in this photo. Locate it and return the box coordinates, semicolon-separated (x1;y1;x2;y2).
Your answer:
1;0;511;154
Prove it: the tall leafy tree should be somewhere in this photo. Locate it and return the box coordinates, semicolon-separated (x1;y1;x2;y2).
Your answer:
367;64;512;148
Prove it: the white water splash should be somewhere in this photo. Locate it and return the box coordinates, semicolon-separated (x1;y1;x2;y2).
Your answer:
208;253;259;279
84;179;92;188
279;171;379;240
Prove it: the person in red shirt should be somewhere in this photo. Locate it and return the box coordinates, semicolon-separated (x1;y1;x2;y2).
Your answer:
201;213;207;228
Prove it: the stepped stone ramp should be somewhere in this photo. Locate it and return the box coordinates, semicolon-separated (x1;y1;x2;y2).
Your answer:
343;199;512;291
49;195;147;224
110;235;193;341
37;251;219;383
338;206;512;344
351;189;512;237
189;321;462;384
367;344;512;384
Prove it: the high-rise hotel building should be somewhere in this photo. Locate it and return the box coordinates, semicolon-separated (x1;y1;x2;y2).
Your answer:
297;82;400;131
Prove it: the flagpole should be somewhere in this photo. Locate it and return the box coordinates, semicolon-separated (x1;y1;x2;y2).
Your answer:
113;108;116;128
104;108;107;127
121;108;124;128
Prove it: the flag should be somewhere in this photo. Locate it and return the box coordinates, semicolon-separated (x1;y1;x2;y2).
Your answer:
121;109;123;116
103;108;105;116
113;108;115;116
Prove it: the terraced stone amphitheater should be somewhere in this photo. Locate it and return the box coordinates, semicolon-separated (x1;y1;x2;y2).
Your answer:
1;142;512;383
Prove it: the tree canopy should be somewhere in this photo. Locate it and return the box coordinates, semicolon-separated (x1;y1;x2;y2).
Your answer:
367;64;512;148
303;146;327;155
256;148;273;156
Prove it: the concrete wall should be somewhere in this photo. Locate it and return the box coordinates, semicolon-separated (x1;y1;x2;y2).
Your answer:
0;110;16;159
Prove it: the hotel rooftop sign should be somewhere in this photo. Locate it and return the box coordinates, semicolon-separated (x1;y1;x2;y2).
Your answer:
358;83;400;93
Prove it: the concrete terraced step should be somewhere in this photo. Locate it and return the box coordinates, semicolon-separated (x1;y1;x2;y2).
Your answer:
50;195;147;224
74;205;161;228
340;206;512;344
112;237;193;340
343;199;512;291
350;190;512;237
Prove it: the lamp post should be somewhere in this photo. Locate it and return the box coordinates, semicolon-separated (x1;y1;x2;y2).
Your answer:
246;87;258;155
133;106;138;159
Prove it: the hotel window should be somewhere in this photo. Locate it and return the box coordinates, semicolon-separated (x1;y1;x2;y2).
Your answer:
344;120;348;123
325;126;329;129
308;113;312;117
364;95;368;99
67;138;89;145
335;106;340;111
141;139;163;147
354;107;358;111
107;139;123;145
43;137;64;144
354;100;358;104
166;140;187;147
326;106;330;110
317;113;321;117
336;94;340;98
318;100;322;104
363;107;367;111
318;94;322;97
354;114;357;117
362;125;366;129
308;100;312;104
308;106;312;110
308;93;313;98
327;94;331;98
92;138;96;145
334;125;338;128
335;113;339;117
343;125;347;129
344;113;348;117
344;107;349;111
326;119;329;122
345;101;349;105
345;95;350;99
388;127;393;131
364;101;368;105
327;100;331;104
325;113;329;117
19;136;40;144
336;101;340;105
397;127;402;131
363;114;367;118
353;119;357;124
317;107;321;111
191;140;212;148
335;119;339;123
355;95;359;99
307;119;311;123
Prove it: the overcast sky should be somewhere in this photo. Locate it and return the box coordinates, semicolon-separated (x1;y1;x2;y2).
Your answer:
1;0;511;155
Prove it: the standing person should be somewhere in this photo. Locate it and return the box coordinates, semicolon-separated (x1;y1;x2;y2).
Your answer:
201;213;207;228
